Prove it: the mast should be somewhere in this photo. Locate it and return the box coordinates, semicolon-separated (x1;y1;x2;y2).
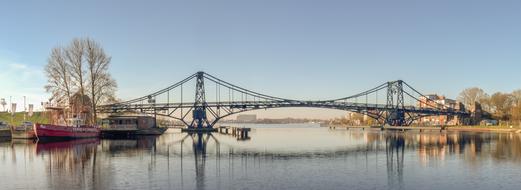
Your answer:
9;96;12;125
23;96;26;121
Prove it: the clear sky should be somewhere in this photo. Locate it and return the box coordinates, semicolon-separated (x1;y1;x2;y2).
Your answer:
1;0;520;119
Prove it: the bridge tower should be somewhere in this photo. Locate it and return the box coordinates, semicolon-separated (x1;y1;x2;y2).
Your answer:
385;80;406;126
190;71;211;129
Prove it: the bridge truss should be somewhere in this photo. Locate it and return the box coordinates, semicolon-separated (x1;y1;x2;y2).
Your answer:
98;71;469;128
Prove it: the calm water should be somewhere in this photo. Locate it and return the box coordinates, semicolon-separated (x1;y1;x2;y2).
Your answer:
1;124;521;190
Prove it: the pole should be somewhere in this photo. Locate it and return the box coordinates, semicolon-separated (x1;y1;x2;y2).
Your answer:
9;96;12;125
24;96;26;121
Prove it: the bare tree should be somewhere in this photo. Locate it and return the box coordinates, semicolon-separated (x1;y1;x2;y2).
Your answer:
457;87;489;109
511;89;521;104
44;47;74;105
44;37;117;124
85;38;117;123
66;38;86;100
93;73;117;104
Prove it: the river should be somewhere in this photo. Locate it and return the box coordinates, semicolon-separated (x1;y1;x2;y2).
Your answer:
1;124;520;190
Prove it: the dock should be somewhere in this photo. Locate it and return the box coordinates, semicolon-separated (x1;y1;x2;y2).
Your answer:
217;126;251;140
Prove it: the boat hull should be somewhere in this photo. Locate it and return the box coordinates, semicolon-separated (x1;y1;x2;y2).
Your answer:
35;123;100;139
101;128;167;137
135;127;167;135
0;128;11;137
11;126;36;139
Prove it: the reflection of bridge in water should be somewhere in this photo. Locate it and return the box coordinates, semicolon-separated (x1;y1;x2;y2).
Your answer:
4;131;521;189
156;131;500;190
99;72;469;129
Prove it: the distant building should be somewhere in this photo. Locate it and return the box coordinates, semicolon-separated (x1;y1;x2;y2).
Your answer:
418;94;464;125
236;114;257;123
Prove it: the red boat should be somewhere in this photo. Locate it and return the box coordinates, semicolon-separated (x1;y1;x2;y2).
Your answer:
35;118;100;139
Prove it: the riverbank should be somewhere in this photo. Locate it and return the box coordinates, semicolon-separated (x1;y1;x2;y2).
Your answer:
446;125;521;133
0;112;48;126
328;124;521;133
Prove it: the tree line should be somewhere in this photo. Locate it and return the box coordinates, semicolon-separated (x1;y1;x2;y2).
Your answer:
458;87;521;123
44;38;117;124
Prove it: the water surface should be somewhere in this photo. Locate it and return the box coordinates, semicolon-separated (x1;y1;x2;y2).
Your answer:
1;124;521;190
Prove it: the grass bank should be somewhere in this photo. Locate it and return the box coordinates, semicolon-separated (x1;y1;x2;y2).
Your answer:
0;112;48;126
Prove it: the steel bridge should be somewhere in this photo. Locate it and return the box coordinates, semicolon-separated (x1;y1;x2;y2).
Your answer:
98;71;469;129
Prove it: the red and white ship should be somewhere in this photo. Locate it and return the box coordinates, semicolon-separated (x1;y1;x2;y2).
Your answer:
35;118;100;139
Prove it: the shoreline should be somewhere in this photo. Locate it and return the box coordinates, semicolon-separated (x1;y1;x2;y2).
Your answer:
445;126;521;133
328;124;521;133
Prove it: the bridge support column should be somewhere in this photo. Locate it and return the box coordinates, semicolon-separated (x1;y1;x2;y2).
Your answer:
189;71;213;130
384;80;407;126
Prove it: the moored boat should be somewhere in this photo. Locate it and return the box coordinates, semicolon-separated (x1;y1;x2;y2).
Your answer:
0;121;11;137
35;118;100;140
101;116;139;137
101;115;167;137
11;121;36;139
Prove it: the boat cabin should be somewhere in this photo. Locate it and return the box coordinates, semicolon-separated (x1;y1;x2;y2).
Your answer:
67;118;85;127
101;116;156;131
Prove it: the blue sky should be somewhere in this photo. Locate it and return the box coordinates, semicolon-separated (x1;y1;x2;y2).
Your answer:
1;0;520;118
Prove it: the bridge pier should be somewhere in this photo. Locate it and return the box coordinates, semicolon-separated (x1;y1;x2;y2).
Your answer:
233;127;250;140
218;126;230;134
181;127;217;133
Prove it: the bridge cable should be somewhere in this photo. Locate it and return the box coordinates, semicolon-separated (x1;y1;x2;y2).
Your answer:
115;73;197;105
203;73;297;102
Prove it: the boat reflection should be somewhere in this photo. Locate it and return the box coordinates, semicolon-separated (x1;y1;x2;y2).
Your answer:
36;138;100;154
35;138;99;189
100;135;158;154
3;139;38;164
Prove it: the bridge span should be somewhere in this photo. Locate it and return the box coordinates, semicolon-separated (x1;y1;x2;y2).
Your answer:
98;71;469;129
